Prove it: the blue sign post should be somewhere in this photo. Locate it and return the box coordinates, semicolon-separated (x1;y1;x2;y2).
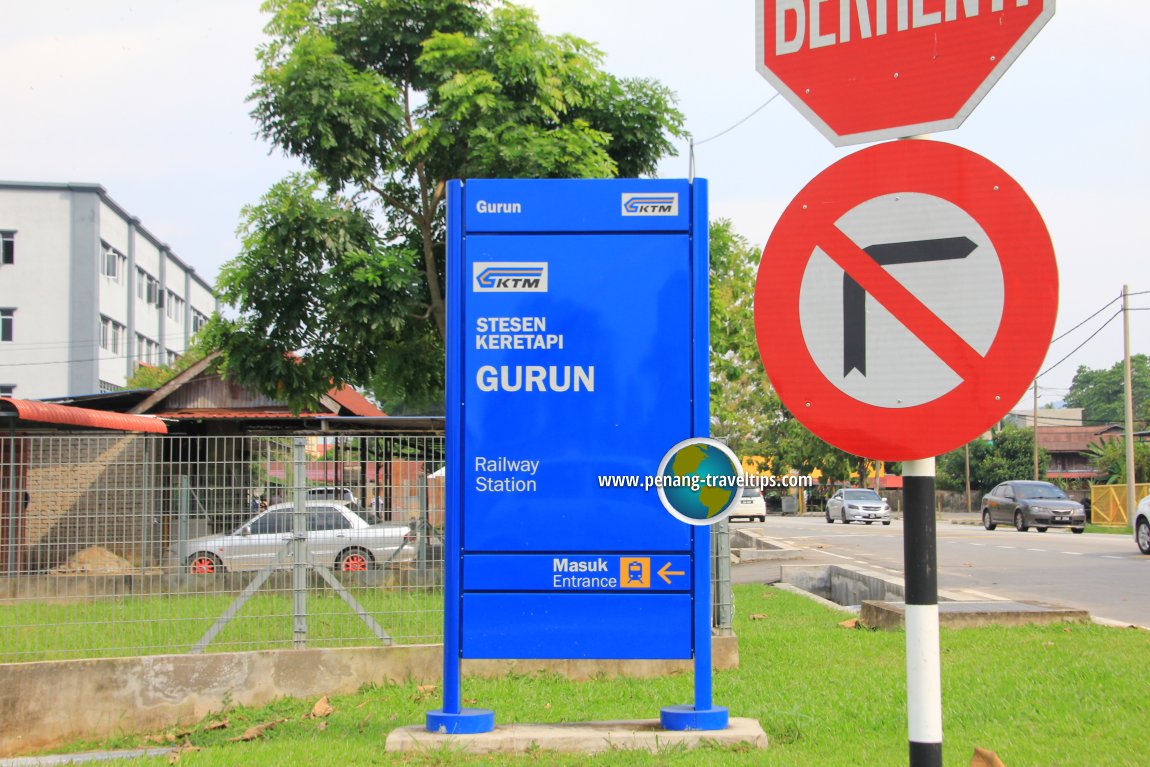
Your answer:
427;178;727;734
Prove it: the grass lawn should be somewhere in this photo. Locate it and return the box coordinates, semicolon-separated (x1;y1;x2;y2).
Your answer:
0;588;444;662
1084;523;1133;535
44;584;1149;767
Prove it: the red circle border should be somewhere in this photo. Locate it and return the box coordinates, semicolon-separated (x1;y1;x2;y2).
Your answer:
754;141;1058;461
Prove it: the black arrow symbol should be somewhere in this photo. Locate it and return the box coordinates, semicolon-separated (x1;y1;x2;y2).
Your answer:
843;236;978;377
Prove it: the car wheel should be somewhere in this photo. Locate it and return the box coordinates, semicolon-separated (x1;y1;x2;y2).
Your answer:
336;547;375;572
1014;510;1029;533
1036;527;1048;533
882;521;891;526
826;511;834;523
187;552;223;575
982;510;996;531
841;510;850;525
1072;527;1085;535
864;521;873;525
1136;519;1150;553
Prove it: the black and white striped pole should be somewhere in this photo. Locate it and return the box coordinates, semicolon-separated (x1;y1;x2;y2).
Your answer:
903;457;942;767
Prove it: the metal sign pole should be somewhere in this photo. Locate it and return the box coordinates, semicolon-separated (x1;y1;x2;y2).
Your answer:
903;457;942;767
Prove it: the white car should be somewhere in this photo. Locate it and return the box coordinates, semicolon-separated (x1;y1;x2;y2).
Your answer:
826;488;892;525
1135;495;1150;555
728;486;767;522
177;501;412;574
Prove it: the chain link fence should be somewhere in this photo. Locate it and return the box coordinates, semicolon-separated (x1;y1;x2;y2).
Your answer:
0;431;732;663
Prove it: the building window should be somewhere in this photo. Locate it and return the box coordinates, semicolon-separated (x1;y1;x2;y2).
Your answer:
1;232;14;265
101;242;126;282
100;315;125;354
136;268;161;306
0;309;13;342
165;290;185;321
191;310;209;334
0;385;14;398
98;380;121;393
135;333;160;366
166;348;180;365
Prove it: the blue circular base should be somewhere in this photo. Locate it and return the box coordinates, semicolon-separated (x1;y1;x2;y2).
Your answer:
660;704;730;731
426;708;495;734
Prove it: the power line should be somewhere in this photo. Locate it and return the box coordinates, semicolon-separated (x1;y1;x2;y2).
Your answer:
689;94;782;180
1050;295;1121;344
694;94;781;147
1037;309;1122;379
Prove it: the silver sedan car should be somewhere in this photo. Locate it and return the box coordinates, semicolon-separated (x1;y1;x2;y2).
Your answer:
826;488;892;525
179;501;412;574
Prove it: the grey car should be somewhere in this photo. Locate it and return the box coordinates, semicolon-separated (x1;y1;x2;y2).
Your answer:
826;488;891;525
981;480;1085;533
179;501;412;574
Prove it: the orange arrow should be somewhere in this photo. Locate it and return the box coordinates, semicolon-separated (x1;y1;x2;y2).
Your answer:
657;562;685;584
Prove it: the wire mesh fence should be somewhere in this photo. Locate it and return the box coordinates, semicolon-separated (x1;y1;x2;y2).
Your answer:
0;430;732;664
0;432;446;662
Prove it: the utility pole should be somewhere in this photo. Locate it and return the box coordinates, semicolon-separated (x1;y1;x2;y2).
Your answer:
1123;285;1136;529
964;443;972;513
1032;379;1039;480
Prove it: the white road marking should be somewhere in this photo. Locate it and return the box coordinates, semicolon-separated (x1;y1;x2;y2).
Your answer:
948;588;1009;601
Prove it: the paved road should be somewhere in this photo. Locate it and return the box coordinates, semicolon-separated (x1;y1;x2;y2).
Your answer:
730;515;1149;628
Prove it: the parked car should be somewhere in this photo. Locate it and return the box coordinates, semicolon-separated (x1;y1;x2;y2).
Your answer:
729;486;767;522
1135;495;1150;554
177;501;412;574
305;486;360;508
980;480;1085;533
825;488;891;525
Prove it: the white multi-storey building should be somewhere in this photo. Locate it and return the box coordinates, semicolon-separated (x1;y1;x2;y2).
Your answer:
0;181;217;399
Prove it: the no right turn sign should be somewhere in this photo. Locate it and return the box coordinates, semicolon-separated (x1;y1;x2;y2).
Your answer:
755;140;1058;460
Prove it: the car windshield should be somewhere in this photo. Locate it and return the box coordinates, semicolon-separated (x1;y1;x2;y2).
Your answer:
1015;483;1068;500
742;487;763;498
843;489;882;501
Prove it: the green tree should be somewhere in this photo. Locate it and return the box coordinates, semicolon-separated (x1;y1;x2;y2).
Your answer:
708;220;779;458
1063;354;1150;427
124;337;215;390
1086;437;1150;484
772;416;871;488
938;427;1048;494
211;0;685;413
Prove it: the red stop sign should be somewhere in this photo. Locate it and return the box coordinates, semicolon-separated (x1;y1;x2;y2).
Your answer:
755;1;1054;146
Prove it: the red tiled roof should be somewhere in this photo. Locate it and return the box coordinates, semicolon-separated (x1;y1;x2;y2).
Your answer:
0;398;168;433
1036;425;1121;453
326;386;386;417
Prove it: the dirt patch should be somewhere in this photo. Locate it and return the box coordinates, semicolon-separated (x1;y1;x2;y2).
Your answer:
52;546;137;575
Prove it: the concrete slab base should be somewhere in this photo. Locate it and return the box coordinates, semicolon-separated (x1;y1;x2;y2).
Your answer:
729;529;802;563
861;600;1091;629
385;717;768;755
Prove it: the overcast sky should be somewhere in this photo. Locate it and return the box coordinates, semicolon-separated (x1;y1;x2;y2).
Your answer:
2;1;1147;411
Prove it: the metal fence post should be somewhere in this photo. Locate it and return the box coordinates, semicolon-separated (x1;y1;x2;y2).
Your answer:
177;475;190;571
4;428;15;576
292;437;307;648
417;466;429;585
